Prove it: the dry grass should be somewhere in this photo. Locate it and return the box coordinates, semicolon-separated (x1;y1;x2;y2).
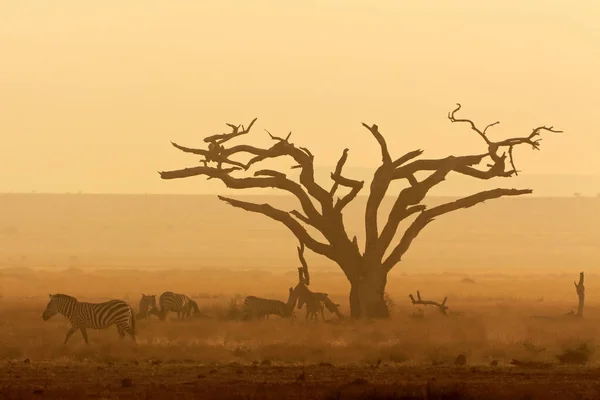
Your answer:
2;268;600;398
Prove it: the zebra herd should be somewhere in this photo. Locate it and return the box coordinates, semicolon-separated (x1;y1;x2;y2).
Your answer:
40;242;343;344
42;287;343;345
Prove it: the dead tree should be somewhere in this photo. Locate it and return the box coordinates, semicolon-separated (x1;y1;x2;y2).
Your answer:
571;272;585;317
159;104;561;319
408;290;449;315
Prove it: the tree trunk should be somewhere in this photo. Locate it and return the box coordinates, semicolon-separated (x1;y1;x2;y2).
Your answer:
349;267;389;319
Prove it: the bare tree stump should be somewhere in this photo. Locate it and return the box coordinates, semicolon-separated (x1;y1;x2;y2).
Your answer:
574;272;585;317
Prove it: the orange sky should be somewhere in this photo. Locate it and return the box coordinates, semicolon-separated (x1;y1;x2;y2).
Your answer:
1;1;598;194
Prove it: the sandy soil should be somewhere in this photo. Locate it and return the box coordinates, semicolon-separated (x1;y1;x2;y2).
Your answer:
2;361;600;400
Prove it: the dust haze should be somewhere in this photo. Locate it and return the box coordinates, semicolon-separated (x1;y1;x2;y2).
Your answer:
2;194;600;399
2;0;600;399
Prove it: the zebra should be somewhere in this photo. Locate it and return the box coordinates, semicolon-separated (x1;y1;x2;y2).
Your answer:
42;293;136;344
322;296;344;320
149;291;198;321
298;291;329;321
136;294;157;320
242;287;298;320
187;299;201;318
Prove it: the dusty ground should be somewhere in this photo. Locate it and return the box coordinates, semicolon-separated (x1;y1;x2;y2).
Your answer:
2;269;600;399
3;361;600;400
1;194;599;398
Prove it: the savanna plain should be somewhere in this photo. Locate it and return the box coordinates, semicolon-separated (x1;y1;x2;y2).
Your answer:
1;194;600;399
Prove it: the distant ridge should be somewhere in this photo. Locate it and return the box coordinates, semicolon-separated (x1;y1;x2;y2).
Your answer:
1;173;599;197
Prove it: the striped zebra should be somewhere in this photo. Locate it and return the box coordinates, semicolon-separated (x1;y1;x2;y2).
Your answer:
242;287;298;320
42;294;136;344
136;294;157;320
150;291;198;321
322;296;344;320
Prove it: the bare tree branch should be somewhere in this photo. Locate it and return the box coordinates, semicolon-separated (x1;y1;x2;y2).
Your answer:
159;165;321;224
409;290;448;315
265;129;292;143
361;123;392;164
383;188;532;270
297;241;310;286
171;118;258;169
254;169;288;179
448;104;562;176
392;149;424;168
290;210;313;226
364;147;428;262
392;154;489;181
448;104;494;145
374;157;469;261
204;118;257;144
330;149;349;197
243;141;332;211
333;178;364;212
218;196;333;257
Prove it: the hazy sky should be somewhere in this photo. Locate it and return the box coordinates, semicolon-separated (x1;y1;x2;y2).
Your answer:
1;1;599;194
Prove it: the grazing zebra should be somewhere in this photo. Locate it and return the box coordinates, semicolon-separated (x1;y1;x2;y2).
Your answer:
136;294;157;320
42;293;136;344
150;291;198;321
187;299;200;317
322;296;344;320
298;291;329;321
243;287;298;320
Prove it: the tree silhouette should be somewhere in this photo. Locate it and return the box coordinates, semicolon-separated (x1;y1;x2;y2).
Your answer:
159;104;561;319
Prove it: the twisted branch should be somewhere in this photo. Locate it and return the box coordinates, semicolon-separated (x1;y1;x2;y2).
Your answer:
383;188;532;270
218;196;333;257
409;290;448;315
448;103;562;176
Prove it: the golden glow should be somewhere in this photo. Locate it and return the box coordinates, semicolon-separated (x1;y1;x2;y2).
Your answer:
1;1;598;194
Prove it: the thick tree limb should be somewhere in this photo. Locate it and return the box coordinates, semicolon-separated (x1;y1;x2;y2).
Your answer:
159;165;321;224
290;210;313;226
297;241;310;286
331;171;364;212
243;141;332;212
375;204;426;261
392;154;489;181
254;169;288;179
361;123;396;260
326;148;365;211
218;196;333;257
383;188;532;270
364;149;427;262
370;158;458;262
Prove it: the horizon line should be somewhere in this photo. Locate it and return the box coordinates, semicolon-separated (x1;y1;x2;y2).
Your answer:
1;192;597;198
